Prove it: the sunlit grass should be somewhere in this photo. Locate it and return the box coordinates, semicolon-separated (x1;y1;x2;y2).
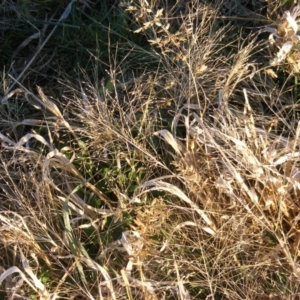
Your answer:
1;0;300;299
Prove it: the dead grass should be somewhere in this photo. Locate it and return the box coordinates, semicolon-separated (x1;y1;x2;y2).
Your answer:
1;0;300;299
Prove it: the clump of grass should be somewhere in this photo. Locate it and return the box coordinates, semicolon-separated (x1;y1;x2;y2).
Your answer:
1;0;300;299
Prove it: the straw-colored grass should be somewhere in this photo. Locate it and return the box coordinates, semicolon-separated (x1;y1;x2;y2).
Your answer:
1;0;300;299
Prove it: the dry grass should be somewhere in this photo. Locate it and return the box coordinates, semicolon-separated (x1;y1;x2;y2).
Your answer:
1;0;300;299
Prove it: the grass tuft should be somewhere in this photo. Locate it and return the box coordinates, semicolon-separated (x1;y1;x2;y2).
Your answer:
1;0;300;299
